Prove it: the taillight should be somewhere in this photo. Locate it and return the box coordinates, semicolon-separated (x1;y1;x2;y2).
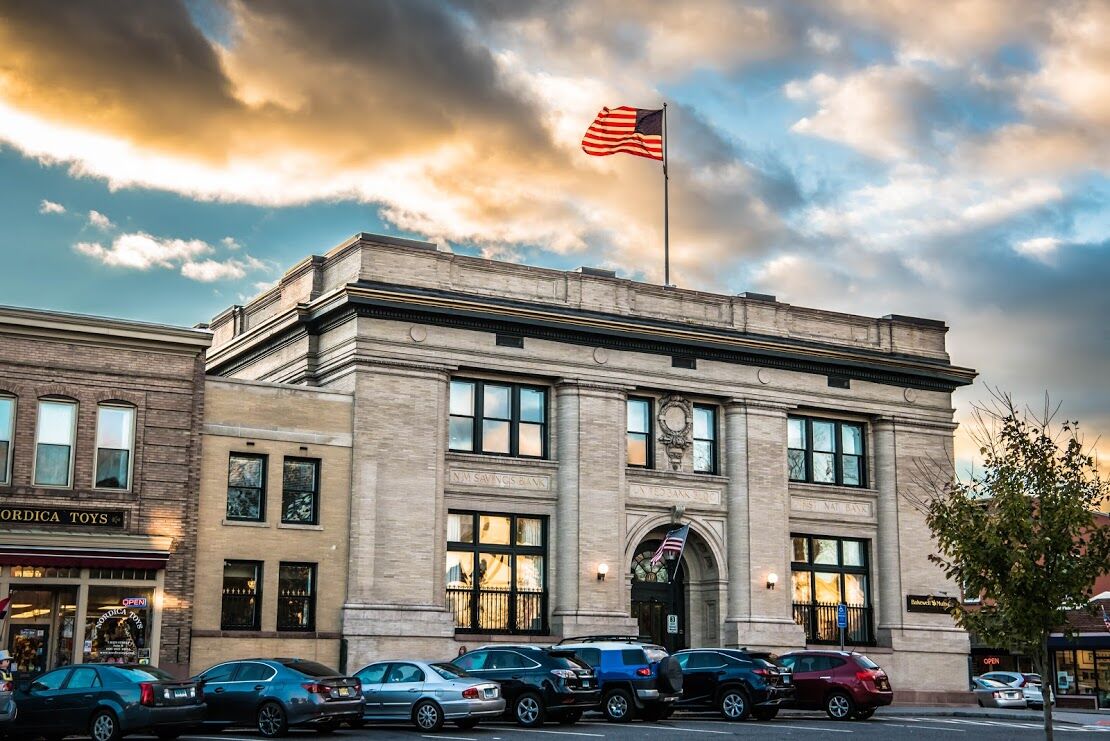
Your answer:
462;687;479;699
550;669;576;680
753;668;771;677
302;683;328;694
352;680;361;692
992;691;1002;698
0;681;11;692
635;667;652;677
139;683;156;706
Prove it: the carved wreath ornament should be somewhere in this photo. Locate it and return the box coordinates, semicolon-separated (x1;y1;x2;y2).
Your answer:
656;394;693;471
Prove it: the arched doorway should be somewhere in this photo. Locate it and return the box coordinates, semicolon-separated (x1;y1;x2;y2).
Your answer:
631;542;686;652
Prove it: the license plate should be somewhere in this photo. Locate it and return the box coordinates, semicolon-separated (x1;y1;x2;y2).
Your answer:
482;688;496;699
782;676;791;685
338;687;350;697
582;680;591;687
174;689;188;699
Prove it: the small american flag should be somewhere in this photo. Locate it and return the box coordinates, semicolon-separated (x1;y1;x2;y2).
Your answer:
1102;604;1110;633
581;106;664;161
650;524;690;566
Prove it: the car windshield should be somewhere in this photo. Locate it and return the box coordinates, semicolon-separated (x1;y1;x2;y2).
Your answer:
284;660;339;677
977;678;1007;688
430;663;469;680
110;666;177;682
855;655;881;669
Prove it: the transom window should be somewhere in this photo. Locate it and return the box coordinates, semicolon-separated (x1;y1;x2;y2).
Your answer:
693;405;717;474
281;458;319;525
627;397;653;467
34;399;77;487
790;534;873;645
0;395;13;485
446;511;547;634
227;453;266;522
449;380;547;458
788;416;866;487
94;404;135;489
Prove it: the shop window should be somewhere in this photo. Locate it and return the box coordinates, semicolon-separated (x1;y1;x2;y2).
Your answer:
790;534;873;645
94;404;135;489
446;511;547;634
627;397;653;468
449;379;547;458
281;458;319;525
83;585;153;664
10;565;81;579
221;560;262;630
226;453;266;522
788;416;867;487
89;568;156;581
693;405;717;474
33;399;77;487
277;563;316;631
0;395;13;485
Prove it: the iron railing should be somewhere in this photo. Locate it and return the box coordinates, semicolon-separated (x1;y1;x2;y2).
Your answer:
447;587;547;634
792;602;874;646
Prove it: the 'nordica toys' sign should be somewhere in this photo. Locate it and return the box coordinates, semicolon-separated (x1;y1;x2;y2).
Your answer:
0;506;125;528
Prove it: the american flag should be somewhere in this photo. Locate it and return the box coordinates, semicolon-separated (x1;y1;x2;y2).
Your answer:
1102;604;1110;633
581;106;664;161
650;524;690;566
0;595;9;621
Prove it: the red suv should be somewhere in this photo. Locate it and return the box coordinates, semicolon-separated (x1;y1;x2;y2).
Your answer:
778;650;892;720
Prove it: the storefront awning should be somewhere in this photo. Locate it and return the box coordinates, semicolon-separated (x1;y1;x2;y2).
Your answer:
0;532;173;570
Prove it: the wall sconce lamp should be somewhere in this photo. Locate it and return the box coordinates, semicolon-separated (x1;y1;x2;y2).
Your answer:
766;572;778;590
597;563;609;581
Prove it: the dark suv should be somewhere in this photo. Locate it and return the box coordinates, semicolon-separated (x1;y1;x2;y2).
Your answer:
450;645;599;727
673;649;794;721
778;650;892;720
558;637;683;722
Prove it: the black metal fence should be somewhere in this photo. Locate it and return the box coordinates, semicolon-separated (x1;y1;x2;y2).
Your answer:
447;587;547;634
792;602;874;645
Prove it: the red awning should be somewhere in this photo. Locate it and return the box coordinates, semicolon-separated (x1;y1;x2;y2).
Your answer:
0;544;170;570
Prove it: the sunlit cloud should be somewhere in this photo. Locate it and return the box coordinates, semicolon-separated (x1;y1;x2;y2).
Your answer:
38;199;65;215
87;209;113;230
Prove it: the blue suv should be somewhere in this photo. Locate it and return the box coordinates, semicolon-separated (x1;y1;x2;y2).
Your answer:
558;637;683;722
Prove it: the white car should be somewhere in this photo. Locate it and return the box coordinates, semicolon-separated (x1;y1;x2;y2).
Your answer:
979;671;1050;709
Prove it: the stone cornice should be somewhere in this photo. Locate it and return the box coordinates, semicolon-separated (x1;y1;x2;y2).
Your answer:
0;304;211;353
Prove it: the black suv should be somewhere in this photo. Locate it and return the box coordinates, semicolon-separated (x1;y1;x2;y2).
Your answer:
558;637;683;722
450;645;599;727
673;649;794;721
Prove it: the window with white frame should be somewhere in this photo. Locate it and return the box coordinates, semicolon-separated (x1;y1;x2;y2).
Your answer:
34;399;77;487
94;404;135;489
0;395;13;485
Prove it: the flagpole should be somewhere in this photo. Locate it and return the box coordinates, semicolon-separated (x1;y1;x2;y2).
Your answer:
662;102;670;287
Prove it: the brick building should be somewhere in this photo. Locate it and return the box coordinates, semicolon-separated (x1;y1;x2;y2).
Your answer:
203;233;978;700
0;305;210;677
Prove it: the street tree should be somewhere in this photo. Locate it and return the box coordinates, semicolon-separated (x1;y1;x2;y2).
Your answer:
910;391;1110;741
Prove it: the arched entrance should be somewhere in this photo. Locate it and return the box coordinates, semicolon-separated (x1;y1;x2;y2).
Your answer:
631;543;686;652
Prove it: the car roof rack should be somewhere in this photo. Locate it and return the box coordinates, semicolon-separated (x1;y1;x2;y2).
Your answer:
556;635;654;645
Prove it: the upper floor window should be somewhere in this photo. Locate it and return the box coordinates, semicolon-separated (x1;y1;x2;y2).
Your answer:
0;395;13;485
281;458;319;525
34;399;77;487
788;416;866;487
94;404;135;489
693;405;717;474
627;397;653;467
227;453;266;522
449;380;547;458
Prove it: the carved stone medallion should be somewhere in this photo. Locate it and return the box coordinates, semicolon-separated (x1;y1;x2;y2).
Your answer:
656;394;692;470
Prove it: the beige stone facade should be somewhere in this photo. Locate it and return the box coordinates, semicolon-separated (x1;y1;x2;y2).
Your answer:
190;378;352;674
204;233;976;700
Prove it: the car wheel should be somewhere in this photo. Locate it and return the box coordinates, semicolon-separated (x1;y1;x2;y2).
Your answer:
90;710;122;741
257;702;289;738
753;708;779;721
557;710;582;725
455;718;480;730
719;688;751;721
513;692;546;727
603;688;635;723
413;700;444;732
853;708;875;720
825;691;855;721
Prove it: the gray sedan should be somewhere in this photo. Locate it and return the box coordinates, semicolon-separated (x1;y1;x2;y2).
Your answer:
353;659;504;732
971;676;1027;708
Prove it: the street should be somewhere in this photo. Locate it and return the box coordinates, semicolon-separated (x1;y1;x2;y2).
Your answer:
161;712;1110;740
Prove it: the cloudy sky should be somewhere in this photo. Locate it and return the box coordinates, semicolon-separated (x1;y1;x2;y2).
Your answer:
0;0;1107;478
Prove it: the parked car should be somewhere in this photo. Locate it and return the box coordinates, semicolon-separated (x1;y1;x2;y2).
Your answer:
979;671;1049;709
351;659;503;732
971;676;1027;708
0;669;16;732
672;648;794;721
450;645;599;727
193;658;362;737
557;636;683;723
778;650;893;720
8;664;204;741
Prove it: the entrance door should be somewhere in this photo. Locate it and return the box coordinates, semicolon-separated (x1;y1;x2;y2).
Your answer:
7;587;78;675
630;544;686;653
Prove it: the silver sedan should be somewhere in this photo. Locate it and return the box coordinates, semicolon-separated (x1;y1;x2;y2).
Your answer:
971;676;1027;708
353;659;504;732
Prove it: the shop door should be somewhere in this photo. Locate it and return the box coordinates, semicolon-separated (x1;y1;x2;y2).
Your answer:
7;587;78;675
9;624;49;676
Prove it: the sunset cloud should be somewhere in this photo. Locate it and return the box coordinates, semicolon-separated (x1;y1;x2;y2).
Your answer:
38;200;65;215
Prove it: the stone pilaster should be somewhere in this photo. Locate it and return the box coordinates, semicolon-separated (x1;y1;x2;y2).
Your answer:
873;416;903;638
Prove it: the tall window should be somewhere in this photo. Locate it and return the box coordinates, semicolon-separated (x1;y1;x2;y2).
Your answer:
627;397;653;467
790;534;872;645
446;511;547;634
221;560;262;630
227;453;266;522
94;404;135;489
693;405;717;473
788;416;866;487
277;563;316;631
449;380;547;458
281;458;319;525
0;395;13;485
34;399;77;487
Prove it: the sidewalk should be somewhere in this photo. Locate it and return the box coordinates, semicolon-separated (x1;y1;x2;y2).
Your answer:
872;704;1110;727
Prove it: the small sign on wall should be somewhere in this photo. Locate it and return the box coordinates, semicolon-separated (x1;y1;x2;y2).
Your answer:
906;594;959;613
667;614;678;634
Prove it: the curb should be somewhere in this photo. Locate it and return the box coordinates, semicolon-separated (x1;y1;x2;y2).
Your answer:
878;709;1090;727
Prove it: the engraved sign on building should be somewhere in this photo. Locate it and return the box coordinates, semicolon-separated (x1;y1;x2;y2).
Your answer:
790;496;874;518
448;469;551;492
629;483;722;506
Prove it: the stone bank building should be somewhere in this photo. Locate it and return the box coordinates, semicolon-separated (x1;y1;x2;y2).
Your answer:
201;233;977;701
